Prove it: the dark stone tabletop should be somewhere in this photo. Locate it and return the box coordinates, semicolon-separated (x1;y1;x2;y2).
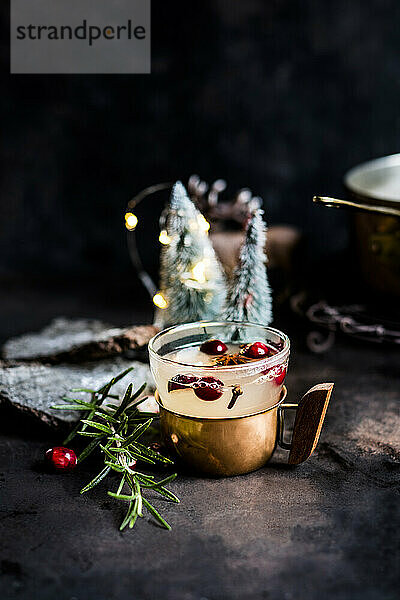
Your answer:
1;326;399;600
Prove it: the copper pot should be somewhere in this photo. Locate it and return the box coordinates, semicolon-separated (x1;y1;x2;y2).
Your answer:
155;383;333;477
314;153;400;298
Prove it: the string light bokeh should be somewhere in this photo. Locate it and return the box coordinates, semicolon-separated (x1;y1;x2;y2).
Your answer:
124;183;212;318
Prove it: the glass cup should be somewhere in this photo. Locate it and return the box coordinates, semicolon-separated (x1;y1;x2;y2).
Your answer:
148;321;290;419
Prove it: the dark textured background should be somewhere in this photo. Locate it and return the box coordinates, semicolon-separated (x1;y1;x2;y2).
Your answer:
2;0;400;276
1;0;400;337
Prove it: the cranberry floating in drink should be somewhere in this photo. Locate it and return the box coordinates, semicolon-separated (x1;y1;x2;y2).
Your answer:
263;364;287;386
274;366;287;386
243;341;275;359
200;339;228;355
194;376;224;401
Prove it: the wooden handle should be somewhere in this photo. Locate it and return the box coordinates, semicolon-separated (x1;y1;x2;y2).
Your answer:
288;383;334;465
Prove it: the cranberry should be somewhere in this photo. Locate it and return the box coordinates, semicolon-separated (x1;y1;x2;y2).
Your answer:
263;364;287;385
274;366;287;386
194;376;224;401
168;374;199;392
200;339;228;355
46;447;77;471
243;341;272;359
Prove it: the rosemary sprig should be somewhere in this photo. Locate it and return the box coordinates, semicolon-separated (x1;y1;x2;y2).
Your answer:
51;369;179;531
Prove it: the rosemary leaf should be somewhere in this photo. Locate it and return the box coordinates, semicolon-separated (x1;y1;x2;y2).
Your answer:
128;451;155;465
63;393;97;444
133;478;143;517
99;444;118;460
151;486;180;503
80;466;111;494
78;438;103;463
120;500;136;531
121;419;153;447
129;513;138;529
62;398;99;407
134;471;155;481
134;442;174;464
113;383;133;418
51;405;95;411
80;420;113;434
146;473;177;488
128;384;149;405
142;498;171;530
104;461;125;472
107;492;134;501
116;474;126;495
93;410;120;423
97;366;134;395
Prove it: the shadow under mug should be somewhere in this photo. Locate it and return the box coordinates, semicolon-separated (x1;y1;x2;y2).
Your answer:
155;382;333;476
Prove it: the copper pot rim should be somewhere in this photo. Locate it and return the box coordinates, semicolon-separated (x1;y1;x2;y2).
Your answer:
154;385;288;422
344;153;400;208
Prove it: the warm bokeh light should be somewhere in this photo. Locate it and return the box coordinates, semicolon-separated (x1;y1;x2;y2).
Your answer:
188;218;198;231
191;260;207;284
197;214;210;232
152;292;168;309
159;229;172;245
125;212;138;230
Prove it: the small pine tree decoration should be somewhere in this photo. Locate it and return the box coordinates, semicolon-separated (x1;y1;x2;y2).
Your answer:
222;209;273;325
158;181;226;327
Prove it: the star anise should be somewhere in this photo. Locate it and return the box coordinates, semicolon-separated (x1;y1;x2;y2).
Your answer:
213;353;253;366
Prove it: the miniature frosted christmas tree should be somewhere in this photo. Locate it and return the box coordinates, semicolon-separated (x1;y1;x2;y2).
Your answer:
222;209;273;325
157;181;226;327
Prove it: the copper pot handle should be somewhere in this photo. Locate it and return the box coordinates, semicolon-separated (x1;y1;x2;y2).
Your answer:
278;383;334;465
313;196;400;218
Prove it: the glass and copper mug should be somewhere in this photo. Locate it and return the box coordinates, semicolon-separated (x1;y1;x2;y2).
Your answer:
149;321;333;476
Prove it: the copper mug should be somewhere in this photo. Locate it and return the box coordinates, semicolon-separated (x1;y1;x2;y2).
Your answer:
155;384;332;476
149;321;333;476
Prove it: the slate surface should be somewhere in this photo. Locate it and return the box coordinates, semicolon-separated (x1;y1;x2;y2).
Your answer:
0;358;153;428
0;334;399;600
2;318;158;363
